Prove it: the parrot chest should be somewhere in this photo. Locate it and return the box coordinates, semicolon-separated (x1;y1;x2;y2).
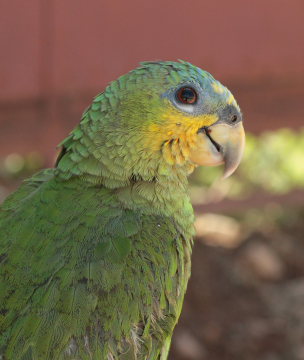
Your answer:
98;213;193;358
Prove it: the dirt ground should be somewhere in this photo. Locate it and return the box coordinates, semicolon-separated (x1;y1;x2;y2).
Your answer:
170;206;304;360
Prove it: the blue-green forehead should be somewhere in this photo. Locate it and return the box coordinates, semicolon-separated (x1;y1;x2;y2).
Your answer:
127;61;239;111
140;60;215;86
143;61;238;111
172;61;215;85
164;62;233;100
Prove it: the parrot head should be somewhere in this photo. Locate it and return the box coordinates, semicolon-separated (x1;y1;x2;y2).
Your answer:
57;61;245;185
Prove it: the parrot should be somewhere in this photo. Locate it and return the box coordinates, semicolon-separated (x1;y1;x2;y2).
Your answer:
0;61;245;360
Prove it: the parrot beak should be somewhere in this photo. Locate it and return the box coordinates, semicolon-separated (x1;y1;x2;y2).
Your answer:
189;121;245;178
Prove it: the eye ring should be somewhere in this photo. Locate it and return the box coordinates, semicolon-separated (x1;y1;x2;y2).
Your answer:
176;87;198;105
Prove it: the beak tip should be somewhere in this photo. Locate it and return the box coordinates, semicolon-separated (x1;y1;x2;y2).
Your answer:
221;147;244;179
222;123;245;179
222;168;236;179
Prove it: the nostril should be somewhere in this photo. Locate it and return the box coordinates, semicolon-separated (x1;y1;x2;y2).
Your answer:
231;114;238;123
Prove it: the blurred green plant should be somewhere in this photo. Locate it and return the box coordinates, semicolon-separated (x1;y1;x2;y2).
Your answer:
0;152;45;180
190;128;304;203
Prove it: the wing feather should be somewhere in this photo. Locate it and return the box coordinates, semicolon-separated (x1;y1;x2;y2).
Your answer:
0;170;186;359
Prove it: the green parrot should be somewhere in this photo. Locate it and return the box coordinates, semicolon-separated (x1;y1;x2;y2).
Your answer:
0;61;245;359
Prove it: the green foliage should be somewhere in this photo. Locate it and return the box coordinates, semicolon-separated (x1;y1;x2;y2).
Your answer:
0;152;44;179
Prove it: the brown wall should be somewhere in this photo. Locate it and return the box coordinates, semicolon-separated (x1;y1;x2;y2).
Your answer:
0;0;303;161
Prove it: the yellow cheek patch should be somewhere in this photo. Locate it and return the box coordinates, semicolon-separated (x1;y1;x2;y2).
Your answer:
145;108;218;165
147;109;218;142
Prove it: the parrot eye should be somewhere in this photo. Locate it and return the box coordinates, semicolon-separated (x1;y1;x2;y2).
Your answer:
176;87;198;105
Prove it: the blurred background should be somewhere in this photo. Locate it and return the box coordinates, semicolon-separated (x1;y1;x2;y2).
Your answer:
0;1;304;359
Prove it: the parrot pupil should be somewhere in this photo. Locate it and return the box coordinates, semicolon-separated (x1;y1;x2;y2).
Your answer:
177;87;197;104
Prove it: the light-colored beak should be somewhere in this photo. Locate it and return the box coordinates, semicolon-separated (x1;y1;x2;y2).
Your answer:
189;122;245;178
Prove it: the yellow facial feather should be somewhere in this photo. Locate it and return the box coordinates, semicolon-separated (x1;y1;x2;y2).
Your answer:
145;108;218;166
212;81;239;109
212;82;225;95
147;109;217;143
227;93;235;105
